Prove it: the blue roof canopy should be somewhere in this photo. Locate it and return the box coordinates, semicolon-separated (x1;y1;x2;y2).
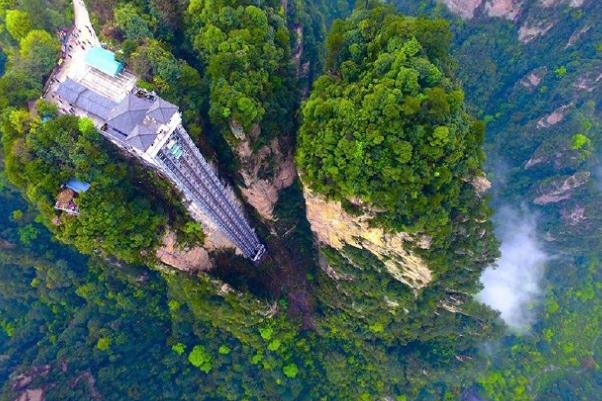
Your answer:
84;47;123;77
66;179;91;193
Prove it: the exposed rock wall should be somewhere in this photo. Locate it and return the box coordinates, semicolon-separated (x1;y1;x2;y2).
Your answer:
520;67;547;89
440;0;584;20
156;231;213;272
439;0;483;19
303;190;432;290
533;171;590;205
519;21;555;43
484;0;523;20
439;0;587;47
233;123;296;220
536;104;572;128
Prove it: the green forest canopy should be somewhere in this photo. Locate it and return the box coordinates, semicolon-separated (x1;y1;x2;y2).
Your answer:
296;5;486;239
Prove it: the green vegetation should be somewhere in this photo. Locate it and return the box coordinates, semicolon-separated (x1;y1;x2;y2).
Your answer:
571;133;591;150
186;0;295;139
297;5;485;240
96;337;111;351
554;65;567;79
188;345;213;373
172;342;186;355
283;362;299;378
2;0;600;400
390;0;602;400
5;9;33;40
1;109;166;263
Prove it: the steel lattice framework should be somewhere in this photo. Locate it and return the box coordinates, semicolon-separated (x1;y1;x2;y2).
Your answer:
156;126;266;261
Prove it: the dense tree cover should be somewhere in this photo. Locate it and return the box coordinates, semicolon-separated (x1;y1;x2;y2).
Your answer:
389;0;602;400
478;257;602;401
0;181;489;401
185;0;297;146
1;110;167;263
8;0;589;400
0;0;69;107
5;9;33;40
297;5;486;242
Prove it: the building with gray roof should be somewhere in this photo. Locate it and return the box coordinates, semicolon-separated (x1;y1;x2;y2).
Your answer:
55;78;116;120
51;45;266;261
55;79;181;153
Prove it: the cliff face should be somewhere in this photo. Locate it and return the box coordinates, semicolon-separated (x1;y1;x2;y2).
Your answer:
303;190;432;290
439;0;587;42
231;122;296;220
156;231;213;272
439;0;585;20
419;0;602;256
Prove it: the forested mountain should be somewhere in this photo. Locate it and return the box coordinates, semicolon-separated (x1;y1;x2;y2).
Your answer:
0;0;600;400
389;1;602;400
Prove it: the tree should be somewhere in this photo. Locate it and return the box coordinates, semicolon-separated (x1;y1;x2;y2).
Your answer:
188;345;212;373
296;6;484;236
19;30;59;79
114;4;154;41
283;363;299;378
5;9;33;40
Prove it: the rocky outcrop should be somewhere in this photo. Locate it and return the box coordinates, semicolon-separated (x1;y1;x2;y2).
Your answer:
439;0;483;19
540;0;584;7
566;24;591;48
292;24;307;79
573;70;602;92
471;175;492;196
533;171;590;205
536;104;572;128
519;20;555;43
0;236;15;249
303;190;432;290
524;139;582;171
11;365;50;401
561;204;586;225
234;123;296;220
440;0;583;23
485;0;523;20
15;389;44;401
156;231;212;272
520;67;547;89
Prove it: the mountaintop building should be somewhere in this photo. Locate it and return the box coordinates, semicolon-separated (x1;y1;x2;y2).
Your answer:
48;42;266;262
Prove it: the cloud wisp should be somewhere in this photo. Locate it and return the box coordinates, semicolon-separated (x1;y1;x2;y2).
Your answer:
477;207;548;332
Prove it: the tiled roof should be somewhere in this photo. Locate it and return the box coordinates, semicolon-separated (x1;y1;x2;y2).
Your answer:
127;123;159;151
147;98;178;124
107;93;151;135
56;79;117;120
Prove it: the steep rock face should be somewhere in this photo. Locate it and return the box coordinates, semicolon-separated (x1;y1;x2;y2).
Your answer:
520;67;547;89
484;0;523;20
525;142;580;171
439;0;483;19
438;0;523;19
232;123;296;220
536;104;573;128
540;0;584;7
303;190;432;290
519;20;556;43
533;171;590;205
574;70;602;92
156;231;212;272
